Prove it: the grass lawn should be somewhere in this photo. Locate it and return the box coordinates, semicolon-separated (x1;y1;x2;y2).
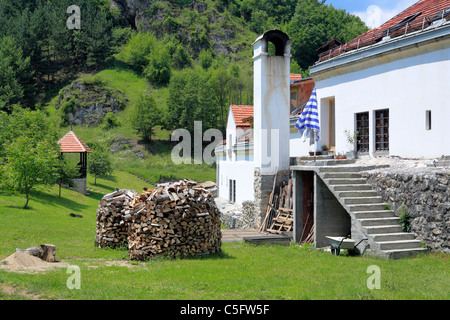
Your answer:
0;170;448;300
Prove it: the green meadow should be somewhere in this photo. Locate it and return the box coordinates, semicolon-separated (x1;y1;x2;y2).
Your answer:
0;171;448;300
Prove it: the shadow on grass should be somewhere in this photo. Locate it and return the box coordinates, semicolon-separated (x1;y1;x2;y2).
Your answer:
88;181;116;194
0;190;90;212
98;174;118;183
34;196;89;212
86;190;109;202
154;250;236;262
93;245;234;262
106;58;143;78
29;190;90;212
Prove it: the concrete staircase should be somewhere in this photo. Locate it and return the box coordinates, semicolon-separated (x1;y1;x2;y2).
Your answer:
316;165;427;259
427;155;450;167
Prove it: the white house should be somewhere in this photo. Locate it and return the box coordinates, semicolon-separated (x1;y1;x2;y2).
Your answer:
216;0;450;205
216;104;255;204
310;0;450;159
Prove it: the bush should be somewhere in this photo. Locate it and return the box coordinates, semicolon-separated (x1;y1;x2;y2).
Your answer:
198;49;213;70
102;112;120;130
80;75;106;87
398;205;411;233
121;32;156;71
131;94;162;142
144;46;172;87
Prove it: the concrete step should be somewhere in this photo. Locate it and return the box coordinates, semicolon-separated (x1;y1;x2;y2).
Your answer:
326;178;367;185
343;196;384;204
318;164;389;173
371;232;416;242
294;159;356;166
353;210;396;219
383;248;428;259
332;184;373;191
348;203;389;212
323;172;362;179
434;160;450;167
338;191;378;198
359;217;400;227
298;155;334;161
376;240;422;250
364;225;403;234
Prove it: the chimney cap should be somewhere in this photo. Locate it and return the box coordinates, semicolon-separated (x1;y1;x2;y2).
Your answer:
253;29;290;56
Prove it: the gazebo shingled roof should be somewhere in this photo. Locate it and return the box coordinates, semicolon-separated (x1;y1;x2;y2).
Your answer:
57;130;92;153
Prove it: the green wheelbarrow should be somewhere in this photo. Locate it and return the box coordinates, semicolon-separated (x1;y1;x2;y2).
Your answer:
325;236;368;256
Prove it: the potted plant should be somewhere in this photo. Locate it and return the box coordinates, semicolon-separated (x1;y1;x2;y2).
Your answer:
344;129;358;160
335;152;347;160
321;145;330;155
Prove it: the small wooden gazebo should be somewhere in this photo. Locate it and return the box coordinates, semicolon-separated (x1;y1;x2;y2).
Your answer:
57;130;92;194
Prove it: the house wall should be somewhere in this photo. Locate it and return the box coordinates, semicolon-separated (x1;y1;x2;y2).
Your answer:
217;160;255;204
289;130;315;157
312;39;450;159
290;80;315;109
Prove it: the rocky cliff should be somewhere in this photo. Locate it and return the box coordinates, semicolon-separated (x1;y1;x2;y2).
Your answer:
56;79;127;126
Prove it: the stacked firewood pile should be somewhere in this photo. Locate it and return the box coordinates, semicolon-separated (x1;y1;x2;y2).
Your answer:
127;179;222;260
95;180;222;260
95;189;137;248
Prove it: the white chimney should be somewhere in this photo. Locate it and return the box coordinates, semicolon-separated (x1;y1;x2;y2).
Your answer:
252;30;291;174
252;30;291;223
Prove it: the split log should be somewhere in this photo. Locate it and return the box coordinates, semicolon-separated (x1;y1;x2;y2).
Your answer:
16;244;56;262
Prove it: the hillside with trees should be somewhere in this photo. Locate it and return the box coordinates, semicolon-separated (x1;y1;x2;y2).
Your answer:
0;0;368;189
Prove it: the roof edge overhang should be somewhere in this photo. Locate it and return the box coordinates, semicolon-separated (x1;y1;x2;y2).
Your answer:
310;22;450;81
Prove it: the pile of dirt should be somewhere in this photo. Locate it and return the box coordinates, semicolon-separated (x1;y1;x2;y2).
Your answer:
0;251;68;274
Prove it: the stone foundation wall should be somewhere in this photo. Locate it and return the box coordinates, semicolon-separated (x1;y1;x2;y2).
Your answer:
72;178;87;195
218;201;259;229
363;170;450;253
242;201;258;229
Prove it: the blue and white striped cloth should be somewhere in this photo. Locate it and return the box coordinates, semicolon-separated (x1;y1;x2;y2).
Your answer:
295;88;320;145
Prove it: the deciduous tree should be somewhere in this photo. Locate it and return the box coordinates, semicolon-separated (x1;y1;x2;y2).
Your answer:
0;109;60;208
132;94;162;142
88;151;113;185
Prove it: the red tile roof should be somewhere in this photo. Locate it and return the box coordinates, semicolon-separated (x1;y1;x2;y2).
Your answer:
290;74;302;81
58;131;92;153
318;0;450;62
230;105;254;127
355;0;450;42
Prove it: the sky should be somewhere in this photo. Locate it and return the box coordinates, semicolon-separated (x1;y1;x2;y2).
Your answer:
324;0;420;28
